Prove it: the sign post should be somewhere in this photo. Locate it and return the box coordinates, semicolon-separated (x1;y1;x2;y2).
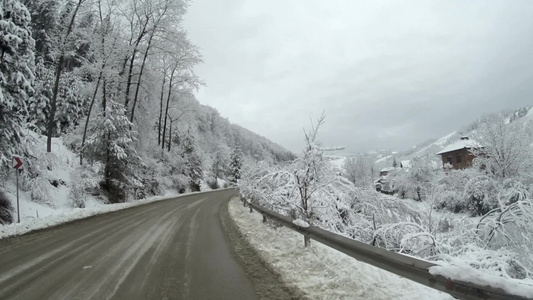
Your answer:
13;156;23;223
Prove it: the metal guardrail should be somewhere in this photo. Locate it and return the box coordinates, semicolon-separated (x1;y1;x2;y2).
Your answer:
242;198;530;300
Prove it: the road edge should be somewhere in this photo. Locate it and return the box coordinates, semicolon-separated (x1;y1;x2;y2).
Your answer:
219;196;309;300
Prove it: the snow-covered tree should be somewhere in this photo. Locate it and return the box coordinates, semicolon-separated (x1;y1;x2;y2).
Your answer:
21;0;58;62
181;129;203;191
83;100;142;202
228;147;243;184
343;155;374;188
209;145;229;188
389;156;437;201
46;0;89;153
29;62;86;135
0;0;35;167
472;115;533;180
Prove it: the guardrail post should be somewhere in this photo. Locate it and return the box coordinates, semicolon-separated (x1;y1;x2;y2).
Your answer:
304;236;310;247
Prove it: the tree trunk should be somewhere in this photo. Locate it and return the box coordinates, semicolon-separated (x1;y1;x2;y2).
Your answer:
130;30;155;126
46;0;84;153
46;55;64;153
123;17;149;111
80;70;103;164
168;117;172;151
161;67;176;150
102;79;107;115
158;73;166;146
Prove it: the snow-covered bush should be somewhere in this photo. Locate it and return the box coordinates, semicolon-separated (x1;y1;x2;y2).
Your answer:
388;156;438;201
68;165;100;208
172;174;189;194
463;174;499;215
20;151;60;204
433;170;472;213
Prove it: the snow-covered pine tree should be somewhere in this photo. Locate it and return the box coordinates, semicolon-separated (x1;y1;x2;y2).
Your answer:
229;147;243;184
0;0;35;168
21;0;58;62
83;100;142;202
181;129;203;191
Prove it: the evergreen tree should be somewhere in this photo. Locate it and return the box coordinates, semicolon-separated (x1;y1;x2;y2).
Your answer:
181;129;203;191
0;0;35;166
83;101;142;202
229;147;243;184
21;0;58;63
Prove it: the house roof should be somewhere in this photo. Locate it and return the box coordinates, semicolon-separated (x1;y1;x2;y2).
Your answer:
400;160;411;168
380;167;396;172
436;138;481;155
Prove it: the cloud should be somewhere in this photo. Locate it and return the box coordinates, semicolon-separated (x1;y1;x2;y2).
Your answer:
184;0;533;153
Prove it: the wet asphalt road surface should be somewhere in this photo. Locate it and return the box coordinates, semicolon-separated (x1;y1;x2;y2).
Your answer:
0;189;264;300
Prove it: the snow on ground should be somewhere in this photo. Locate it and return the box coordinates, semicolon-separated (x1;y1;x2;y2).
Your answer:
228;198;454;300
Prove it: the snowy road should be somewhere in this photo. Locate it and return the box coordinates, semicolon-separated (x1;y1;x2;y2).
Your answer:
0;189;262;300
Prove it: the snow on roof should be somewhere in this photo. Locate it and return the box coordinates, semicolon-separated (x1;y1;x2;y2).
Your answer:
400;160;411;168
436;138;481;155
380;167;396;172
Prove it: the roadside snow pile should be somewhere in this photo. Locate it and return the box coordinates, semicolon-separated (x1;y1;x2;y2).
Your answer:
0;191;179;239
228;198;454;300
429;265;533;299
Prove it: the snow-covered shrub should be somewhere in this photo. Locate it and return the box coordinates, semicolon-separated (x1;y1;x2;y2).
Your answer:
30;176;51;204
388;156;438;201
206;179;219;190
463;174;499;215
69;174;86;208
20;151;60;204
69;165;100;208
437;237;532;280
0;191;14;224
433;170;472;213
172;174;189;194
374;222;436;256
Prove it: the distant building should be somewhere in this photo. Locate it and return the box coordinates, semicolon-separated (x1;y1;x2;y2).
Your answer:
400;160;411;169
436;137;481;170
375;167;399;194
379;167;396;177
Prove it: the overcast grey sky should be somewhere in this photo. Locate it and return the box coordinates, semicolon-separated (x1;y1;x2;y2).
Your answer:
183;0;533;154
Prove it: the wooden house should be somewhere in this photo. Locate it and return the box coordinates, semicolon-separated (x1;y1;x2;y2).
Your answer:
436;137;481;170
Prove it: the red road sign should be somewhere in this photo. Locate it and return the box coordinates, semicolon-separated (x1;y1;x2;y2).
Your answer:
13;157;23;169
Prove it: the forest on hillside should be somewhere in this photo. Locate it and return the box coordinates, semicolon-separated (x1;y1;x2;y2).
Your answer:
0;0;294;212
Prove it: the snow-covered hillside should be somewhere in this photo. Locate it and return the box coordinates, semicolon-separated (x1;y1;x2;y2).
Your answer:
374;106;533;169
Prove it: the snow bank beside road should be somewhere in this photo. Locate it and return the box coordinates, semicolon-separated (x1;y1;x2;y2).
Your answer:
0;191;179;239
228;198;454;300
